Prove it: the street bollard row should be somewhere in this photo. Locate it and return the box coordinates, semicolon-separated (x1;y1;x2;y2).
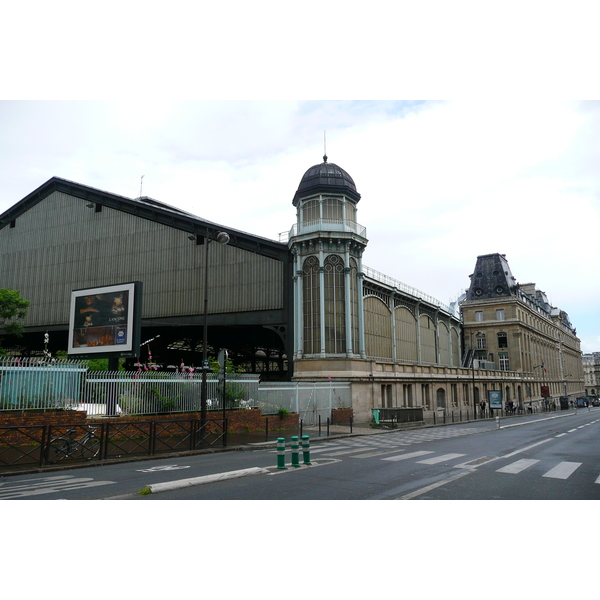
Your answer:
276;435;311;469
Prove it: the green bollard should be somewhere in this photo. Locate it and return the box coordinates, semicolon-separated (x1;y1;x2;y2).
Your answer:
277;437;287;469
291;436;300;468
301;434;311;465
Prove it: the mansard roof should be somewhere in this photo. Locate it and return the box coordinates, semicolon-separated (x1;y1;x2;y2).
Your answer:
466;253;519;300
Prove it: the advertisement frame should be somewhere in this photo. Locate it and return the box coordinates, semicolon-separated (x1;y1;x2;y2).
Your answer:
488;390;503;410
67;282;142;359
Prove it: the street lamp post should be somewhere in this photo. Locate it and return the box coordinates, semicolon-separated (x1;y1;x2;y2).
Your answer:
200;231;230;429
470;330;482;419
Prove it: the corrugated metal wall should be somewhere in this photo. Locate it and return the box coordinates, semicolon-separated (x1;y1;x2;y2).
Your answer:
0;191;284;327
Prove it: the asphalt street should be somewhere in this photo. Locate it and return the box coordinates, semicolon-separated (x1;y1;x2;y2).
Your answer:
1;408;599;500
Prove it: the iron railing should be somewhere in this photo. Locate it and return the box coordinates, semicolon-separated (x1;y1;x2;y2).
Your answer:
0;417;227;471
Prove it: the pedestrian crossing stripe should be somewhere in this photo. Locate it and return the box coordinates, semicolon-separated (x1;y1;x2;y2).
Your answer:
416;453;466;465
382;451;434;461
542;462;581;479
497;459;539;474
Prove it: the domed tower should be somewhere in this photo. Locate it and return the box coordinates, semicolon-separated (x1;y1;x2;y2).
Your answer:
289;156;368;361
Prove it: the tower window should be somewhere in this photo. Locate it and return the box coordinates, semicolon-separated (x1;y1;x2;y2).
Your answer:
322;197;343;222
323;254;346;354
302;256;321;354
303;199;320;223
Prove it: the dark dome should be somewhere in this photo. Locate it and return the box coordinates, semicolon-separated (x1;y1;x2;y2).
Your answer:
292;156;361;206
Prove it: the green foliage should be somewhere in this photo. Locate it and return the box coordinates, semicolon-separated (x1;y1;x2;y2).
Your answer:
277;406;290;419
208;356;244;374
150;386;178;413
0;288;30;352
85;357;125;371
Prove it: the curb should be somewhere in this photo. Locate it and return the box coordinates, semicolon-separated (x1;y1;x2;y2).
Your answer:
140;466;269;495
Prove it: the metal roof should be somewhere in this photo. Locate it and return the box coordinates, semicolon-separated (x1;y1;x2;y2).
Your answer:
0;176;289;262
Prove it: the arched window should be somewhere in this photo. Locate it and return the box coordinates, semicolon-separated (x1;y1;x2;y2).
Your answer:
324;255;346;354
395;306;417;362
302;256;320;354
438;322;450;365
420;315;436;363
364;296;392;359
349;258;359;355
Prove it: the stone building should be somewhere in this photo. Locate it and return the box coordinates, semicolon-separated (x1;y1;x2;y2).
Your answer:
460;253;584;408
582;353;600;397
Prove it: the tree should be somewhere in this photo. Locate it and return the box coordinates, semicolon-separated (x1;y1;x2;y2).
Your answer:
0;288;30;352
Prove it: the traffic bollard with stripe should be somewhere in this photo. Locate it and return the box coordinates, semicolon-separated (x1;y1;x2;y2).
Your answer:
291;436;300;467
277;437;287;469
301;435;311;465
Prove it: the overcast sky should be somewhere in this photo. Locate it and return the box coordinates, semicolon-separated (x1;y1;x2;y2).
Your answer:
2;2;600;354
1;99;599;351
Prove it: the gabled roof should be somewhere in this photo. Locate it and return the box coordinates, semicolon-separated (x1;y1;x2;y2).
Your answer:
0;176;288;262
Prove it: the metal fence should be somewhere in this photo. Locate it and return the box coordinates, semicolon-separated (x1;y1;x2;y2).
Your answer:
0;358;351;421
257;381;352;425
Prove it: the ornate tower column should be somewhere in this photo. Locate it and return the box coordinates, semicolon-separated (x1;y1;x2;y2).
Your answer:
288;156;368;360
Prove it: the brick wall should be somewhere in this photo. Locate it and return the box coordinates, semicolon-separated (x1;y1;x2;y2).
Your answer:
0;408;298;435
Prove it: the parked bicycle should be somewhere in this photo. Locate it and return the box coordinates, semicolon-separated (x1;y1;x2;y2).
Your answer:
46;426;101;462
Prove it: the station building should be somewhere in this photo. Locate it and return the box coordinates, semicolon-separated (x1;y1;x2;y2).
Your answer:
0;158;585;420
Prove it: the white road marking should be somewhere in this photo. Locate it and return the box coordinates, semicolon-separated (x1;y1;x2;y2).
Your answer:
416;453;466;465
382;451;434;462
454;456;497;469
136;464;191;473
502;438;552;458
496;459;540;474
543;462;581;479
555;433;567;437
0;476;115;499
398;471;472;500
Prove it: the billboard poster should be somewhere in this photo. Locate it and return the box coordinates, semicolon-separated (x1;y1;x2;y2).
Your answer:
488;390;502;409
68;282;142;357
